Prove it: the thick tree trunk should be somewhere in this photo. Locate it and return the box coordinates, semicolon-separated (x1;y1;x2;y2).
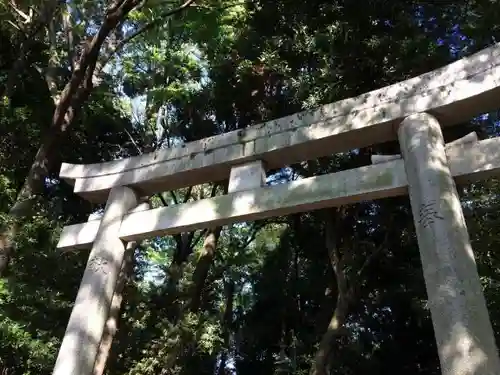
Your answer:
310;209;391;375
310;209;350;375
166;232;195;296
311;294;349;375
93;245;135;375
160;227;224;372
0;0;143;276
0;127;62;275
189;227;223;313
188;183;227;313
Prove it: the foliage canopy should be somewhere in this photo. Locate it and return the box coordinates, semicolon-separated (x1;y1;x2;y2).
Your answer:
1;0;500;374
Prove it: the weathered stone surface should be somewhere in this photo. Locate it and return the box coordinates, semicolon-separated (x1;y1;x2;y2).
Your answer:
57;136;500;250
52;186;138;375
59;43;500;202
398;113;500;375
371;132;478;164
228;160;266;193
58;203;151;252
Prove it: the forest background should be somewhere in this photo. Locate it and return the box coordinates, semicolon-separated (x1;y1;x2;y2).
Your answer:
1;1;500;374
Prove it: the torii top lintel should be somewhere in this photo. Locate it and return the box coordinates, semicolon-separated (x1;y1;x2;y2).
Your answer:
60;42;500;202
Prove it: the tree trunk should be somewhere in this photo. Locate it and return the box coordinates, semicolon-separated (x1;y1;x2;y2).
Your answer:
310;209;350;375
217;352;228;375
2;1;60;100
0;127;63;275
0;222;17;275
166;232;195;296
310;209;391;375
160;228;224;372
310;293;349;375
189;227;223;313
0;0;143;276
93;244;135;375
217;280;234;375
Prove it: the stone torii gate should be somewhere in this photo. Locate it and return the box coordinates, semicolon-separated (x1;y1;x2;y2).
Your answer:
53;42;500;375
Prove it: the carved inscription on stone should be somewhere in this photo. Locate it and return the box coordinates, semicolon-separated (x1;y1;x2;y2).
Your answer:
88;255;111;275
418;201;444;229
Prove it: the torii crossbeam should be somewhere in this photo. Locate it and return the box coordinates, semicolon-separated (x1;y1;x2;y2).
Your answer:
53;42;500;375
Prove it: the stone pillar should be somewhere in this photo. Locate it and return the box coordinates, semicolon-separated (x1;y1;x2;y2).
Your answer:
398;113;500;375
93;201;151;375
53;186;138;375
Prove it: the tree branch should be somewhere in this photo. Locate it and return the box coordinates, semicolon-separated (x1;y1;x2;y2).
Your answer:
122;127;170;207
123;128;142;155
191;229;207;249
45;18;60;103
8;1;33;25
239;222;267;250
95;0;196;75
6;20;21;31
170;191;179;205
348;215;395;298
191;1;247;11
183;186;193;203
62;4;75;71
2;0;60;100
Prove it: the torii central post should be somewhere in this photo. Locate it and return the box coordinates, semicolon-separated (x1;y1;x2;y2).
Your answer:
54;42;500;375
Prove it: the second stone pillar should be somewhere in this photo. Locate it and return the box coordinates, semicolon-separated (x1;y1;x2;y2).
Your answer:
398;112;500;375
